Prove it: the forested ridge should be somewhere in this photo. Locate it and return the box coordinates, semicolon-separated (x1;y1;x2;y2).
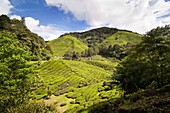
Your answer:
0;15;52;61
49;27;142;60
0;14;170;113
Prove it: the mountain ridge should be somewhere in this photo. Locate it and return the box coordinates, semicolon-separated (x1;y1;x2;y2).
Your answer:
48;27;142;60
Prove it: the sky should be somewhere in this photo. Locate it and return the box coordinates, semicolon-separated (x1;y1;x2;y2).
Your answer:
0;0;170;40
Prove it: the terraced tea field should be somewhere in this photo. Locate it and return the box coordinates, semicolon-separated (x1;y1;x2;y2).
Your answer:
101;31;142;47
33;60;123;112
47;35;88;57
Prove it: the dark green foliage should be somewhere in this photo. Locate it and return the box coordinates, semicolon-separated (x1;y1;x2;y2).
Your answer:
81;45;99;57
0;31;55;113
69;27;118;45
69;27;120;58
61;27;141;60
78;25;170;113
115;25;170;94
0;31;33;112
87;85;170;113
6;102;56;113
0;15;11;30
99;43;130;60
64;50;74;60
0;15;52;61
50;27;141;60
64;51;81;60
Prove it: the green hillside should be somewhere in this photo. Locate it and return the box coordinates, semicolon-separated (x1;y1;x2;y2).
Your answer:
101;31;142;47
84;60;118;70
49;27;142;60
48;35;88;57
69;27;141;46
70;27;118;46
33;60;122;112
0;15;52;60
86;25;170;113
1;15;169;113
87;85;170;113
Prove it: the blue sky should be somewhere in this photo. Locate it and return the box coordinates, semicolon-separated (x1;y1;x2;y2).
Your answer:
0;0;170;40
9;0;88;31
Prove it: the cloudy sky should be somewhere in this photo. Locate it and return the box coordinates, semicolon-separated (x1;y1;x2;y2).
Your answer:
0;0;170;40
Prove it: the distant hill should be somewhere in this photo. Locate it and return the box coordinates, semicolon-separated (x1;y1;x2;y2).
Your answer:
100;30;142;47
47;35;88;57
49;27;142;60
0;15;52;60
69;27;118;46
69;27;141;46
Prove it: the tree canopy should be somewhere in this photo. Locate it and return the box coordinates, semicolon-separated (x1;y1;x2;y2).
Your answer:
115;25;170;94
0;15;52;61
0;31;33;112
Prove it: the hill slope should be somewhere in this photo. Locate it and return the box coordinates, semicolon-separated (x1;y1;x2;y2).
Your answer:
51;27;142;60
0;15;52;60
47;35;88;57
33;60;122;112
101;30;142;47
49;27;142;59
69;27;141;46
87;85;170;113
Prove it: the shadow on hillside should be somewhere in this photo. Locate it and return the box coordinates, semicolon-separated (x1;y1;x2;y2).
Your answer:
81;85;170;113
77;98;120;113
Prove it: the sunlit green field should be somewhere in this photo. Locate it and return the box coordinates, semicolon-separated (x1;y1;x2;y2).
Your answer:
47;35;88;57
32;60;123;112
101;31;142;47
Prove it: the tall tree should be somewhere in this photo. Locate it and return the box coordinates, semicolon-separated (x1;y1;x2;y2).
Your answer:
0;31;33;112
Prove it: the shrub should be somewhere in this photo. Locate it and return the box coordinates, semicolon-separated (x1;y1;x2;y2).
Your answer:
70;101;75;104
60;103;67;107
104;86;111;91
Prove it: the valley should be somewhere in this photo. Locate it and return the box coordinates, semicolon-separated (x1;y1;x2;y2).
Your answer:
30;26;142;112
0;15;170;113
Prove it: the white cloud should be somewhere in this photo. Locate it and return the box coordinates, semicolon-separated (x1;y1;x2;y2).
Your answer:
25;17;68;40
0;0;13;15
0;0;68;40
10;15;22;20
45;0;170;33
